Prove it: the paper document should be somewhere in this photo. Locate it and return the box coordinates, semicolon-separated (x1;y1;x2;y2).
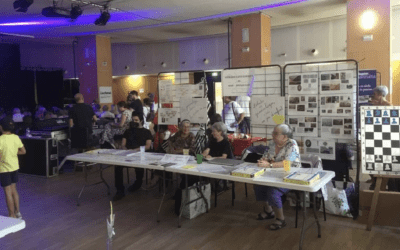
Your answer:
160;154;190;165
197;165;230;174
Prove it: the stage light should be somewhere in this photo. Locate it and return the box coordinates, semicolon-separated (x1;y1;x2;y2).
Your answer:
95;10;110;26
13;0;33;13
70;5;83;20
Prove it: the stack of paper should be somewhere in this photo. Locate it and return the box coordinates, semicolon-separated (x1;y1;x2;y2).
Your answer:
283;171;320;185
231;165;266;178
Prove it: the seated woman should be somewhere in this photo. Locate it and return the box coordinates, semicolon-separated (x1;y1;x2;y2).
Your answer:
99;101;132;148
254;123;300;230
202;122;232;159
369;86;391;106
167;119;195;155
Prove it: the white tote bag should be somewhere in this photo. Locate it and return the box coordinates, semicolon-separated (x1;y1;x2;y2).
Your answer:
322;181;352;217
181;183;211;219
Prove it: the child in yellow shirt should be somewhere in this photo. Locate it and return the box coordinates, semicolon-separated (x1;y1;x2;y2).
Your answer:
0;117;26;218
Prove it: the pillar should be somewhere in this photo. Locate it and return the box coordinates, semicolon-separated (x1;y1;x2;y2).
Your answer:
231;13;271;68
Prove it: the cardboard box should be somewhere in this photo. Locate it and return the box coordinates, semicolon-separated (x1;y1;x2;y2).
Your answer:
359;190;400;227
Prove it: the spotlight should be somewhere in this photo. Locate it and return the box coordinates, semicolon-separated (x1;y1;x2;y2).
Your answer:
70;5;83;20
95;10;110;26
13;0;33;13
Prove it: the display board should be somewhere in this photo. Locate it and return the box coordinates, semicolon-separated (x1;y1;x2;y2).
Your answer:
320;94;355;116
287;73;318;95
251;96;285;125
288;95;318;115
303;137;336;160
361;106;400;175
288;116;318;137
159;80;174;103
319;70;355;94
158;108;180;125
180;98;208;124
320;117;354;139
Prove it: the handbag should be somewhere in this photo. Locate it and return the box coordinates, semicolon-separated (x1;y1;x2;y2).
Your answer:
181;182;211;219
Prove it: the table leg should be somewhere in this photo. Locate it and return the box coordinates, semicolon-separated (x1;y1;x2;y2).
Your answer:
77;163;88;206
312;193;321;238
178;174;188;228
157;171;166;223
245;183;248;198
198;178;209;213
321;190;326;222
232;182;235;206
214;180;218;208
299;191;307;250
100;166;110;195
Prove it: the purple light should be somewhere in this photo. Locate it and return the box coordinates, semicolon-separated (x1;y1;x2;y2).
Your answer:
0;21;46;26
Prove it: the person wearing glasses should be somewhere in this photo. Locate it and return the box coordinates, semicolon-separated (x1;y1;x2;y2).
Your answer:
254;124;301;230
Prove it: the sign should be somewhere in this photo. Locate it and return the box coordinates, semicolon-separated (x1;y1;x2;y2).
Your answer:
359;70;376;96
99;86;112;103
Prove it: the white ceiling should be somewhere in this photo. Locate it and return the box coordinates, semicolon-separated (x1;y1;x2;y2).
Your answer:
0;0;347;44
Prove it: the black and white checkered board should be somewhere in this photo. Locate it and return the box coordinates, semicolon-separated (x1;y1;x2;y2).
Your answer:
361;106;400;175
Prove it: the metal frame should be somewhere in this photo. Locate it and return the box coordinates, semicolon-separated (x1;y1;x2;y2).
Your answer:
283;59;360;219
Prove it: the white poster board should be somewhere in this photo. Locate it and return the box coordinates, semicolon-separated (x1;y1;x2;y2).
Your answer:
320;71;355;94
174;85;204;101
288;95;318;115
99;86;112;103
303;137;336;160
159;80;174;103
288;73;318;95
250;96;285;125
320;94;355;116
222;68;253;96
320;117;354;139
180;98;208;124
288;116;318;137
158;108;180;125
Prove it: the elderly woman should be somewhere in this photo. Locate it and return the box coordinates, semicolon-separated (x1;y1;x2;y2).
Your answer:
99;101;132;148
202;122;232;159
369;86;391;106
254;124;300;230
167;119;196;155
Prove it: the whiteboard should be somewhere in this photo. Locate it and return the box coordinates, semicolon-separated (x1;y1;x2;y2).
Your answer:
180;98;208;124
250;96;285;125
158;108;180;125
222;68;254;96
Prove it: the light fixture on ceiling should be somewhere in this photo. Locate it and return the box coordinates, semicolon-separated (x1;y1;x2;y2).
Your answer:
279;53;287;57
161;62;167;68
310;49;319;56
212;72;218;77
182;61;186;65
13;0;33;13
203;58;209;65
95;8;110;26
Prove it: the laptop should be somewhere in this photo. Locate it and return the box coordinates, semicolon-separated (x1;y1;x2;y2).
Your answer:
206;158;244;167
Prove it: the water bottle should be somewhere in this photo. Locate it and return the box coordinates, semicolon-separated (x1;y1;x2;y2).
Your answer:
26;128;31;137
234;124;240;139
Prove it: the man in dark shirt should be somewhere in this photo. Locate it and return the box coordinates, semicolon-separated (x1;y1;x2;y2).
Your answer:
127;90;144;118
113;112;153;201
69;93;97;135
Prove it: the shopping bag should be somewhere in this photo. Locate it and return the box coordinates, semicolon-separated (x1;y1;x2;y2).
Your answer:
181;182;211;219
322;181;352;217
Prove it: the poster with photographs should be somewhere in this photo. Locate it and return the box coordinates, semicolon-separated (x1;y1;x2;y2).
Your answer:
320;117;354;139
288;73;318;95
320;94;355;116
288;95;318;115
320;71;355;93
288;116;318;137
303;137;336;160
158;108;180;125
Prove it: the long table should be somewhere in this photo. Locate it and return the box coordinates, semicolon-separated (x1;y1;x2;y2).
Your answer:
59;150;334;250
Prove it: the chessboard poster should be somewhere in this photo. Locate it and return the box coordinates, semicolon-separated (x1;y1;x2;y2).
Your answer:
320;71;355;94
361;106;400;175
320;94;355;116
303;137;336;160
288;73;318;95
288;95;318;115
320;117;354;139
288;116;318;137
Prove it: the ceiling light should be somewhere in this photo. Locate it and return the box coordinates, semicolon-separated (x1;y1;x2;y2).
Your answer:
212;72;218;77
360;10;377;30
70;5;83;20
95;10;110;26
13;0;33;13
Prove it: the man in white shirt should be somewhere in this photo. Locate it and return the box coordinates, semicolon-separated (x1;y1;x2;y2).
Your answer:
99;105;115;119
12;108;24;123
222;96;245;133
236;96;251;134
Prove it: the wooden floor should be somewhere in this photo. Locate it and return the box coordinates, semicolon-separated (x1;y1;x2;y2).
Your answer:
1;167;400;250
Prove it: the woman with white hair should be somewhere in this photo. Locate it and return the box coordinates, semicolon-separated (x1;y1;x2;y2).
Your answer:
370;86;391;106
202;122;233;159
254;123;301;230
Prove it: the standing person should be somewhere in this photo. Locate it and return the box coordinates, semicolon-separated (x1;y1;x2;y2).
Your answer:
0;118;26;218
127;91;144;118
236;96;251;134
222;96;245;133
69;93;97;136
113;112;153;201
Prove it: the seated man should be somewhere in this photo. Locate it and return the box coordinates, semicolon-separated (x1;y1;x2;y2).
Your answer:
69;93;97;136
113;112;152;201
99;105;115;119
